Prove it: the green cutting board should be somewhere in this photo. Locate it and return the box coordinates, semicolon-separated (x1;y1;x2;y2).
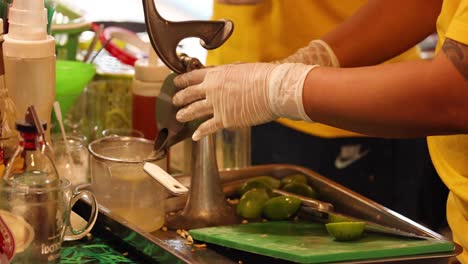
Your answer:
189;221;454;263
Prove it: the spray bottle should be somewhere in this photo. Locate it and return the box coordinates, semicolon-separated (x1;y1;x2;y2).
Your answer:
3;0;55;138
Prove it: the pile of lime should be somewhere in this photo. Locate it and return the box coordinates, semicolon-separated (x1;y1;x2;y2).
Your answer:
235;175;366;242
236;174;317;221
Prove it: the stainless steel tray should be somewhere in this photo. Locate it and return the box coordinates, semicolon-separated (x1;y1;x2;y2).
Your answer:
74;164;461;264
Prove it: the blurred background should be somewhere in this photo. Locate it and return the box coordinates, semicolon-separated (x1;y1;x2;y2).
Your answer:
60;0;214;61
61;0;214;21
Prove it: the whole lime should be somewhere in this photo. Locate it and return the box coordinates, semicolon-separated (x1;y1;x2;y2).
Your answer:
280;174;307;187
281;182;318;198
238;180;272;196
262;196;301;220
251;176;281;189
237;189;271;219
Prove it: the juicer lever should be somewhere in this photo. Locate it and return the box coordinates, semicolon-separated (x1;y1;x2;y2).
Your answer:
142;0;234;73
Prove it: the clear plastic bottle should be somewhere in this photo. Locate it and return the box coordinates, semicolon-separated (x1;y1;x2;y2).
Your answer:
0;18;17;176
0;18;17;264
3;0;55;139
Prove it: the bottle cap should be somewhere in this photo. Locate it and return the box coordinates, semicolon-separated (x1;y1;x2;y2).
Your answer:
3;0;55;59
134;47;171;82
15;121;47;133
7;0;48;41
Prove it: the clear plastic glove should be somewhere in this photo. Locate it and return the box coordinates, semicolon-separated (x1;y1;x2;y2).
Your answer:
173;63;318;141
276;40;340;67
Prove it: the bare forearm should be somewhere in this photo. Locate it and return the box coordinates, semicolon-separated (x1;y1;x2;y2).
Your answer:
303;52;468;138
323;0;442;67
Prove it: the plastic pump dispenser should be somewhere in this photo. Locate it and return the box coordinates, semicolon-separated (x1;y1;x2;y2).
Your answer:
132;46;171;140
3;0;55;137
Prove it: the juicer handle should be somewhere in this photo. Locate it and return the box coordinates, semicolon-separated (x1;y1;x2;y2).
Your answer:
142;0;233;73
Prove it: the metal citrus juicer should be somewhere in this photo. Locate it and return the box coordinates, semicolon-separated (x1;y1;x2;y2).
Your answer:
142;0;239;229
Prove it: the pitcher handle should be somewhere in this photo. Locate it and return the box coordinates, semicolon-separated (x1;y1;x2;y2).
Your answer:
64;190;98;241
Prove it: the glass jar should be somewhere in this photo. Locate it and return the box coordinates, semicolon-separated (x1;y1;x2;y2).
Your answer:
51;134;89;187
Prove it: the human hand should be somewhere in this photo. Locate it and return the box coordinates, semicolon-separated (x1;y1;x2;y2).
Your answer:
276;40;340;67
173;63;318;141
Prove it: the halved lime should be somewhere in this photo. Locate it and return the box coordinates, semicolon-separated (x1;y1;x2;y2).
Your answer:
328;213;357;223
325;221;365;241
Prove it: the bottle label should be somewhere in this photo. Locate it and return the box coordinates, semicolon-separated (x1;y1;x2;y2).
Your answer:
0;148;4;165
0;39;4;76
19;132;43;151
0;148;5;179
0;215;15;262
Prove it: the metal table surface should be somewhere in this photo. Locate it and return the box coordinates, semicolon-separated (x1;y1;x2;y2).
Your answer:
71;164;461;264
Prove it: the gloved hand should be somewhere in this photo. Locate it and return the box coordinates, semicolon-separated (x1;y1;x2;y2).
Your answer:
276;40;340;67
173;63;318;141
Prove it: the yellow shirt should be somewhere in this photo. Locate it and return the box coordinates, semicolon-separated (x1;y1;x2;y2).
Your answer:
428;0;468;262
208;0;420;138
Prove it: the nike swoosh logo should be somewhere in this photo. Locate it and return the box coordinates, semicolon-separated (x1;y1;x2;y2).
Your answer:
334;149;370;170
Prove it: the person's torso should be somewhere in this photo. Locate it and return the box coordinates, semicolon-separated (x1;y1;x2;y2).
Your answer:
208;0;420;138
429;1;468;262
